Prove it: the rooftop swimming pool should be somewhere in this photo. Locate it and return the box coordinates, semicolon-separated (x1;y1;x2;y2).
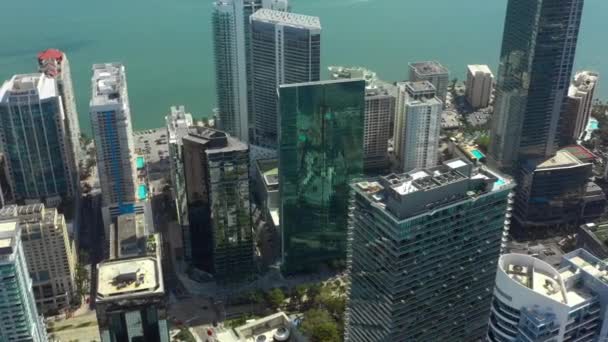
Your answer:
136;156;145;169
138;184;148;200
471;149;485;160
589;119;599;131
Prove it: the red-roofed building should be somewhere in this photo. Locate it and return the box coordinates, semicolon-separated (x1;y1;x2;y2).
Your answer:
562;144;597;164
37;49;65;78
35;49;82;185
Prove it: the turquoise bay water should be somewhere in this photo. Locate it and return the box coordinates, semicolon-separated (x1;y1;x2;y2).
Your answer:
0;0;606;133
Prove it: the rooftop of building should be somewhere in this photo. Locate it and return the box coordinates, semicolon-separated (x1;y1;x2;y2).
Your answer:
38;49;64;62
183;127;247;153
354;159;513;221
536;148;589;170
166;105;193;143
256;159;279;188
90;63;125;107
0;203;57;226
110;213;153;259
405;80;436;94
410;61;449;76
97;256;163;301
215;312;295;342
328;66;396;97
467;64;493;76
0;73;57;102
571;71;599;93
561;145;596;163
252;9;321;30
501;250;608;308
38;49;65;78
0;220;18;256
581;222;608;247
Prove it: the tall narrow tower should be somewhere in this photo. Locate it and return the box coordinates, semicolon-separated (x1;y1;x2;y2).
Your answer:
212;0;289;143
0;74;76;205
251;9;321;148
393;81;442;172
489;0;585;170
38;49;82;170
89;64;138;223
0;220;47;342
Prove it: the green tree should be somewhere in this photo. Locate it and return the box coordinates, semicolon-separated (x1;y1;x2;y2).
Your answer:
307;283;322;299
74;264;89;300
300;308;340;342
266;288;285;309
295;285;308;300
314;287;346;320
475;134;491;153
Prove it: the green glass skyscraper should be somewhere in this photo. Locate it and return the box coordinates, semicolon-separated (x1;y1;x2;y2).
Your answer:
278;79;365;273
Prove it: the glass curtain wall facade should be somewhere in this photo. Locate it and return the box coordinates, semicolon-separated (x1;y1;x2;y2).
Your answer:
278;79;364;274
182;128;254;282
489;0;585;170
345;161;514;342
0;222;47;342
0;74;75;202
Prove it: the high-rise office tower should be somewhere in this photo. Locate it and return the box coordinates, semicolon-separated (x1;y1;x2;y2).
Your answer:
212;0;289;143
0;204;76;314
0;220;47;342
181;127;253;282
345;159;514;342
488;249;608;342
329;66;396;173
279;79;365;274
166;106;193;260
466;64;494;109
560;71;599;145
38;49;82;169
90;64;139;225
393;81;442;172
0;74;77;206
0;154;14;207
251;9;321;148
409;61;449;105
96;238;169;342
489;0;584;170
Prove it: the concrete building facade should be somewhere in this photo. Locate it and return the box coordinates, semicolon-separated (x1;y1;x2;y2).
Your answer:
329;66;396;172
345;159;514;341
488;250;608;342
250;9;321;148
0;220;47;342
393;81;442;172
0;74;77;205
560;71;599;145
0;204;76;314
409;61;449;104
466;64;494;109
